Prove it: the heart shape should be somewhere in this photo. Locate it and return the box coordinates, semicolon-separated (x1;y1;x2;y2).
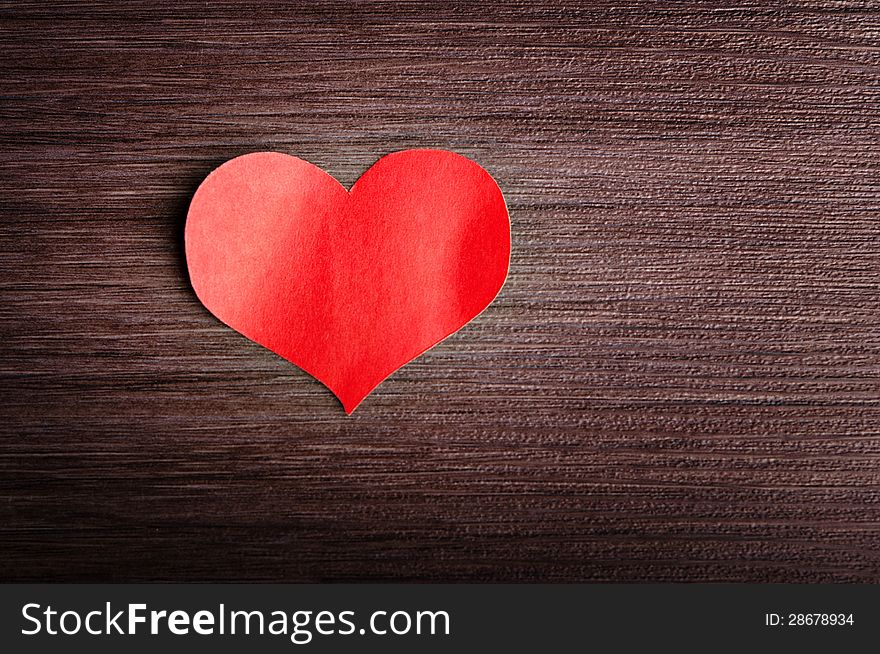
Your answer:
185;150;510;413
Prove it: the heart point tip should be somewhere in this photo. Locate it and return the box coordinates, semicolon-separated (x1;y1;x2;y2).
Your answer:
341;399;360;415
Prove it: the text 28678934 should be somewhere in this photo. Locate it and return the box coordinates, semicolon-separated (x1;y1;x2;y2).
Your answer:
765;613;854;627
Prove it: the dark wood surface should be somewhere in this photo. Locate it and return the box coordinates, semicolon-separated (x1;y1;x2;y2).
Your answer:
1;1;878;582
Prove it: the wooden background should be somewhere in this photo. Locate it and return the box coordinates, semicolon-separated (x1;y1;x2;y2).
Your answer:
1;1;878;582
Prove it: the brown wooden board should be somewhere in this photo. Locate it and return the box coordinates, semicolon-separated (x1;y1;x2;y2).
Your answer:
0;1;878;581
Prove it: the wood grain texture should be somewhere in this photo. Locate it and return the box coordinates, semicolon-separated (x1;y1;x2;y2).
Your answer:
0;0;878;582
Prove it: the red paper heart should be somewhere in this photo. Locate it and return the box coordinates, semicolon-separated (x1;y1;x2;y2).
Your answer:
185;150;510;413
